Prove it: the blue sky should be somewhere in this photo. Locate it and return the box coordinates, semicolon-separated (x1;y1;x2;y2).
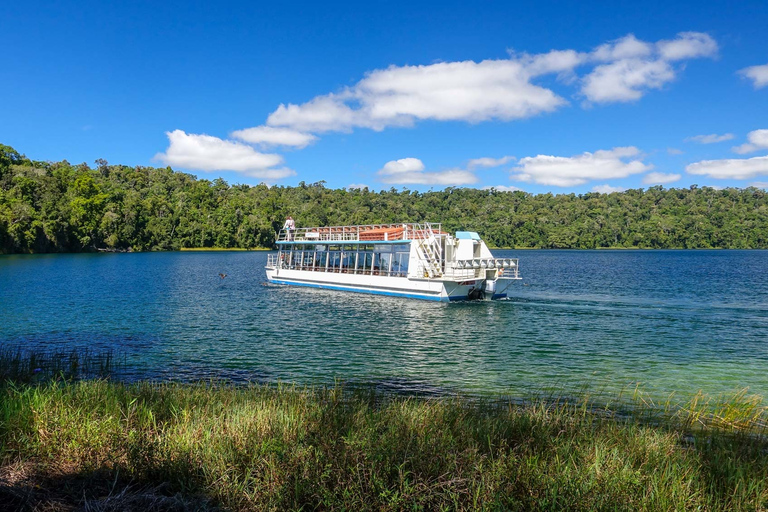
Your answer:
2;0;768;194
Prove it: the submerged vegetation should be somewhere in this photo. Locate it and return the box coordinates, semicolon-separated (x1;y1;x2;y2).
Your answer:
2;143;768;254
1;350;768;510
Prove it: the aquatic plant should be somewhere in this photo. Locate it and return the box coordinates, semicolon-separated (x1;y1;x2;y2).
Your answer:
0;346;117;384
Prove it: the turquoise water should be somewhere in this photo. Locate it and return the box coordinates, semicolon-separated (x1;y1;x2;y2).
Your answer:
2;250;767;397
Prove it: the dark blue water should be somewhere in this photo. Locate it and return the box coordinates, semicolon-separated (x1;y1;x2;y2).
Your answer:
2;250;767;397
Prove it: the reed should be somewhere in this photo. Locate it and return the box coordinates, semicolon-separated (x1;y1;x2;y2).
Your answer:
0;346;118;384
0;354;767;510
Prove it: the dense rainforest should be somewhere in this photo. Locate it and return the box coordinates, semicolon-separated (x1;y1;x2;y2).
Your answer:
2;143;768;253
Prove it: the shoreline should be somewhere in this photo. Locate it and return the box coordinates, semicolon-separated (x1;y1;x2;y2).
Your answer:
4;246;768;256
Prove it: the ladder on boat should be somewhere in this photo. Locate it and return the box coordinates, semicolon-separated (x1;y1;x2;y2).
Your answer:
415;223;443;278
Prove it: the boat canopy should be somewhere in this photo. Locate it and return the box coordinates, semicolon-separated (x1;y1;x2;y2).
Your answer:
277;222;445;244
455;231;481;240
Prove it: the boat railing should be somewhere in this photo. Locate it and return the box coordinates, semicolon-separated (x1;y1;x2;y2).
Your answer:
447;258;520;279
277;222;443;243
266;253;279;267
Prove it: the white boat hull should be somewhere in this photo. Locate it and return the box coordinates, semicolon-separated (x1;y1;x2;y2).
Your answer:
266;267;513;302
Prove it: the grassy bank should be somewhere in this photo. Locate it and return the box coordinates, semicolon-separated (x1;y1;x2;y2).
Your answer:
1;353;767;510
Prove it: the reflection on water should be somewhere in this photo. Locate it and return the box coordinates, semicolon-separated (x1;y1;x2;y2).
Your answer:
1;250;767;397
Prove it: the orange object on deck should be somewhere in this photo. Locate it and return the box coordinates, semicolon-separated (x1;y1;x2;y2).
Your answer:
359;227;405;241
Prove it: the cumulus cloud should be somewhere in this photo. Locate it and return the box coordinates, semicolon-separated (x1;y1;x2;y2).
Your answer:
154;130;294;179
379;157;425;175
686;155;768;179
582;59;675;102
377;158;477;186
750;181;768;189
261;32;717;135
643;172;681;185
592;184;627;193
346;183;369;190
267;60;567;133
467;156;515;169
732;129;768;154
667;148;684;155
513;49;587;77
482;185;524;192
740;63;768;89
230;126;317;148
512;147;652;187
656;32;718;61
591;34;652;62
581;32;717;103
685;133;735;144
163;32;717;179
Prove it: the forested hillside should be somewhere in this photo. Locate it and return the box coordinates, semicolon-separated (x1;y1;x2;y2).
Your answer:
2;144;767;253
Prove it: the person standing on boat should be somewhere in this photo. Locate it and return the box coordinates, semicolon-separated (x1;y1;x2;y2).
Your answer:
283;216;295;241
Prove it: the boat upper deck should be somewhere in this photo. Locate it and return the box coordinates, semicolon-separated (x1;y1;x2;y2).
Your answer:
277;222;444;244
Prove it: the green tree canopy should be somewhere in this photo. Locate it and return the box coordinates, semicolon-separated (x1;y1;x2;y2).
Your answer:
1;144;767;253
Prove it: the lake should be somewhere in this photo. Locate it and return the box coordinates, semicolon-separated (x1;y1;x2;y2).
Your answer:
2;250;767;398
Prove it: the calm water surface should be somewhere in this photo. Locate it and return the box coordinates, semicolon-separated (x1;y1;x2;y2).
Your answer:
2;250;767;397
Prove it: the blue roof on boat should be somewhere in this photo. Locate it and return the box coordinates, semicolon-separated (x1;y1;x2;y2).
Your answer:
455;231;481;240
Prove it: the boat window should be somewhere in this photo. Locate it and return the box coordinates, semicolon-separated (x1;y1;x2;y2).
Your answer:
343;252;355;270
393;251;409;275
379;252;392;275
362;252;373;273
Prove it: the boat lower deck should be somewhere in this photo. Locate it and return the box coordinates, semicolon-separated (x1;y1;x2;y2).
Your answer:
266;268;511;301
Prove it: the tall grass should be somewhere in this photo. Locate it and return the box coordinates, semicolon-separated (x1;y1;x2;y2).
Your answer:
0;351;767;510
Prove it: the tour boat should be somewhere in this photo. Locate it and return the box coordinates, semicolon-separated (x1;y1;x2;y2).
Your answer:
265;222;520;301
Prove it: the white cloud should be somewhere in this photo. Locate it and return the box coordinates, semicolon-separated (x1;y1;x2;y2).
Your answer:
685;133;735;144
582;59;674;102
581;32;717;103
467;156;515;169
154;130;294;179
686;155;768;179
346;183;369;190
379;157;425;175
167;32;718;175
263;32;718;135
739;63;768;89
515;49;588;77
512;146;652;187
377;158;477;186
643;172;681;184
592;34;653;62
732;129;768;154
592;184;627;193
379;169;478;186
483;185;524;192
667;148;684;155
268;59;568;133
749;181;768;189
656;32;718;61
230;126;317;148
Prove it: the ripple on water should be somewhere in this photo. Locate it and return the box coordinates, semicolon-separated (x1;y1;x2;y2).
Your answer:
1;250;767;397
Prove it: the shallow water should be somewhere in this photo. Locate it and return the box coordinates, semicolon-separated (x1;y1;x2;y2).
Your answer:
2;250;767;397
